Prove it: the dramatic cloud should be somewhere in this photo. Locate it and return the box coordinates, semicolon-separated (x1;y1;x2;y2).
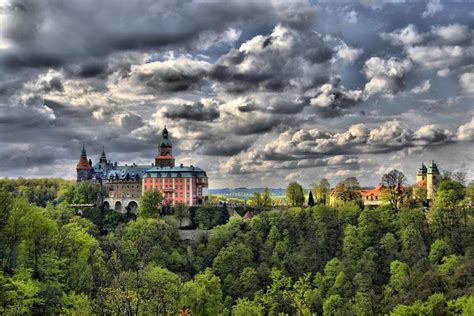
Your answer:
230;120;457;170
0;0;283;68
210;24;334;93
363;57;412;96
163;100;220;122
457;117;474;141
111;57;211;94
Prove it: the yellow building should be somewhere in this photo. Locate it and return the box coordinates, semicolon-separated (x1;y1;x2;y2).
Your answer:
415;160;441;204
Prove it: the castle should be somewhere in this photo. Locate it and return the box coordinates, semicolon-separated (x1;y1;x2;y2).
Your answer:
76;127;208;212
329;160;441;207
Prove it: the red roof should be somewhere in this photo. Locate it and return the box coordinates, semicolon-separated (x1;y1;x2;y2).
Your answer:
76;157;91;169
356;184;385;198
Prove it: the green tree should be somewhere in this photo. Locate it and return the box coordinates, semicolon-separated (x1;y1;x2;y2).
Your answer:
314;178;331;205
428;239;450;264
435;179;465;210
381;169;406;209
140;265;181;315
343;177;360;190
232;298;264;316
308;191;315;207
181;268;227;316
286;182;305;207
137;190;163;218
323;294;344;316
351;291;373;316
175;202;190;227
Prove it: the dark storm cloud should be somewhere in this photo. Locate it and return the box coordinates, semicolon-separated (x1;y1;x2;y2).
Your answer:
77;62;108;78
196;138;251;156
210;25;334;94
164;101;220;122
137;62;208;93
0;146;56;169
0;0;315;70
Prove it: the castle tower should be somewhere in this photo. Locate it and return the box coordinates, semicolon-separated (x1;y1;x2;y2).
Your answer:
155;127;175;167
76;143;92;182
426;160;441;201
416;162;427;184
99;146;107;164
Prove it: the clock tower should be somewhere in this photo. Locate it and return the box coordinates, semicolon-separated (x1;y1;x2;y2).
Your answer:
155;127;175;167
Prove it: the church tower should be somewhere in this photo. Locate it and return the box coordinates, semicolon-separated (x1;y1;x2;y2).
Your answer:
426;160;441;201
76;143;92;182
155;127;175;167
416;162;427;184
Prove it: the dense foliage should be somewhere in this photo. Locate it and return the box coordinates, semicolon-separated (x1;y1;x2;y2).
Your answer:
0;178;472;315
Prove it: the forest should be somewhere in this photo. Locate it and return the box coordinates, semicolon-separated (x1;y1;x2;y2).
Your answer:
0;177;473;315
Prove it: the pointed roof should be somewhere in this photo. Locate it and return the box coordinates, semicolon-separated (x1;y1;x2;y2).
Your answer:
77;143;91;169
428;160;439;174
159;126;172;147
100;146;107;162
417;162;427;175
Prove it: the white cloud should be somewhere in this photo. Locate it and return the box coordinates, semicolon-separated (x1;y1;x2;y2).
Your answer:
433;24;471;44
459;72;474;94
411;80;431;94
437;68;451;77
457;117;474;141
407;45;465;70
337;46;363;63
422;0;443;18
381;24;423;46
363;57;412;96
195;27;242;50
345;10;358;24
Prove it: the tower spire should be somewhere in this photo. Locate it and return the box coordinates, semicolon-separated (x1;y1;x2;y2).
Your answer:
155;126;175;167
100;146;107;163
81;142;87;158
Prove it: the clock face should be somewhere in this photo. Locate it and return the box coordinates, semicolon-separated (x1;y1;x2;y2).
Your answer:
161;148;171;156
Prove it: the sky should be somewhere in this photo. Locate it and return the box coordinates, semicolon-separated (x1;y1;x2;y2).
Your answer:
0;0;473;189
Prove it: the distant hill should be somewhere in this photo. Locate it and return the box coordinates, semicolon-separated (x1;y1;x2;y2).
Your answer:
209;187;285;197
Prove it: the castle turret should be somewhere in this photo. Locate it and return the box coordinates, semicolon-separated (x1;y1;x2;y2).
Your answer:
427;160;441;201
100;146;107;164
76;143;92;182
416;162;427;184
155;126;175;167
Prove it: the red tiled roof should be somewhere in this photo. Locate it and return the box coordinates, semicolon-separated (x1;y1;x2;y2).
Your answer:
76;157;91;169
356;184;385;198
